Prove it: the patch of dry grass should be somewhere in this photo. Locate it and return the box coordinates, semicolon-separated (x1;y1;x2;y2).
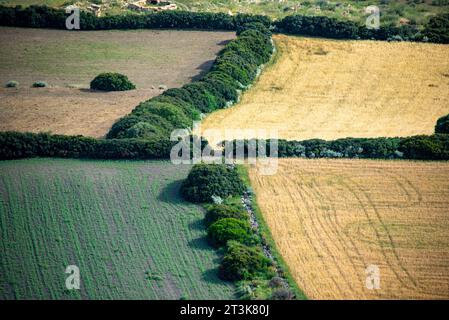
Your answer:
201;35;449;146
248;159;449;299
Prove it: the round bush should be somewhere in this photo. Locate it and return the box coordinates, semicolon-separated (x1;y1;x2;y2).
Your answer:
5;80;18;88
207;218;255;247
219;241;275;281
205;204;249;227
181;164;246;203
32;81;48;88
90;73;136;91
435;114;449;134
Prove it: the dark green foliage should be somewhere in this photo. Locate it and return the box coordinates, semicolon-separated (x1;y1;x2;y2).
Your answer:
180;164;246;202
398;134;449;160
107;114;174;139
90;73;135;91
224;135;449;160
275;15;420;42
207;218;255;247
423;13;449;44
204;204;249;227
0;131;174;160
236;22;272;38
435;114;449;134
225;137;403;159
219;241;275;281
135;101;192;129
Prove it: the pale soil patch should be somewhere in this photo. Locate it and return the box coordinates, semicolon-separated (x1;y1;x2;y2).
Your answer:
201;35;449;146
248;158;449;299
0;27;233;138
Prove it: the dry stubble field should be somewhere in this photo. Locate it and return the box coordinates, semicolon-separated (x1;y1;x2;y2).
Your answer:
248;159;449;299
0;27;233;138
201;35;449;146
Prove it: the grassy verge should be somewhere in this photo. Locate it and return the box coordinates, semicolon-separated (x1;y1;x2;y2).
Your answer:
236;164;307;300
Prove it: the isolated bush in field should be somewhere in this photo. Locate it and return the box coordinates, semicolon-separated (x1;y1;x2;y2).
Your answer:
219;241;275;281
32;81;48;88
90;73;136;91
435;114;449;134
207;218;255;247
181;164;246;202
205;204;249;227
5;80;18;88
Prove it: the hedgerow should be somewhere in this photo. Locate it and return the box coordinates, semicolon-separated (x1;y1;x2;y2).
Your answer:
0;131;174;160
223;134;449;160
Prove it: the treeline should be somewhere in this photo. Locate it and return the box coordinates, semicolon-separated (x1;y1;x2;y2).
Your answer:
107;22;273;140
222;134;449;160
1;5;448;43
0;131;176;160
0;5;270;30
275;15;421;41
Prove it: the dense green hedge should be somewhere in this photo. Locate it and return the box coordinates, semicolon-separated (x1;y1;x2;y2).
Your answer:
1;5;448;43
180;164;246;202
275;14;421;41
90;73;135;91
0;131;183;160
223;135;449;160
108;22;273;140
0;5;269;31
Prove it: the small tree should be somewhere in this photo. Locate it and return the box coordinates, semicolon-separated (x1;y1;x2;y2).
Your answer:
90;73;136;91
435;114;449;134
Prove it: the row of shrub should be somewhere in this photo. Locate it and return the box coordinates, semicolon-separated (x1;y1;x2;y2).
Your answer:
181;164;295;299
0;5;270;31
0;131;179;160
1;5;448;43
222;134;449;161
275;14;422;42
106;22;273;140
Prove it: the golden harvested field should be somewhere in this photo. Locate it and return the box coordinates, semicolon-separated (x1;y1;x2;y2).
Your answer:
201;35;449;146
248;159;449;299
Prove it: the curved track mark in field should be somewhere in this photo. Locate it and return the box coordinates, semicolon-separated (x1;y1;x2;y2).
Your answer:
307;178;381;298
344;177;418;289
277;173;347;297
283;171;356;296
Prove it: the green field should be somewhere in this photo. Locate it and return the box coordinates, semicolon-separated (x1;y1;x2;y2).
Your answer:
1;0;448;28
0;159;235;299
